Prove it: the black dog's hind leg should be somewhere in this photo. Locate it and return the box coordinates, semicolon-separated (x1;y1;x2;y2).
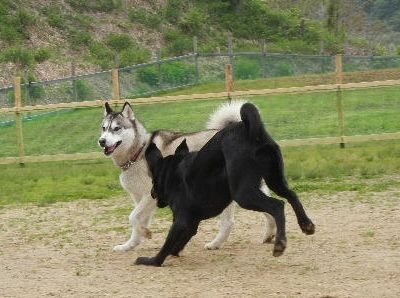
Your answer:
135;220;198;266
257;144;315;235
234;187;287;257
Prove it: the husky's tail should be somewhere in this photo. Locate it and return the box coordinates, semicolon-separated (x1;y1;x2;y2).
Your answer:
240;102;274;144
206;100;248;130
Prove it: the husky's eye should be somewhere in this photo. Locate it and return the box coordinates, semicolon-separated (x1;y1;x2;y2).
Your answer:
114;127;121;132
102;126;105;131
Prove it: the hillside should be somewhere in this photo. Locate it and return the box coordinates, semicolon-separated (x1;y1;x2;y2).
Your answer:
0;0;399;87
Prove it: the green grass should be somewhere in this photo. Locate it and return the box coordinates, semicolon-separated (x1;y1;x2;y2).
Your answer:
0;81;399;207
0;140;399;207
1;85;399;157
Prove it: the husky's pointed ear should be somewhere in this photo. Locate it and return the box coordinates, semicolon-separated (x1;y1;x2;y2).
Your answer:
145;143;162;175
121;102;135;120
175;139;189;156
104;102;113;116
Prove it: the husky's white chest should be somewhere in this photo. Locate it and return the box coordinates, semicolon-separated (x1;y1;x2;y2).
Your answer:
119;159;152;202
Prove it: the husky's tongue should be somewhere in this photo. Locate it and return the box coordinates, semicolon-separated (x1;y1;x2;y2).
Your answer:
104;142;120;155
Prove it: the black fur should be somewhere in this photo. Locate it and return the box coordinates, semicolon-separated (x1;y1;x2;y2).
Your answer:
138;103;315;267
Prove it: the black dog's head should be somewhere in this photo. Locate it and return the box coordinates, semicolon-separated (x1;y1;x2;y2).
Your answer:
145;139;189;208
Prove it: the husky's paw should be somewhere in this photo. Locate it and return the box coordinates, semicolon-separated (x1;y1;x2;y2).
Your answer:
262;234;275;244
143;228;152;239
113;241;138;252
204;241;221;250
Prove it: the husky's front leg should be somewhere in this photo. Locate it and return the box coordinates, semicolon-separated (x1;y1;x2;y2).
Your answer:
205;202;235;249
113;195;157;251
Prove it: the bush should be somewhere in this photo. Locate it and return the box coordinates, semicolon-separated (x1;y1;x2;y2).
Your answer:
178;8;206;35
234;58;262;80
34;48;52;63
161;61;196;85
119;47;151;67
67;0;122;12
75;80;93;101
128;8;162;29
69;29;92;49
163;29;192;56
2;46;34;67
164;0;189;23
89;42;114;69
137;61;196;87
137;66;160;87
106;33;133;52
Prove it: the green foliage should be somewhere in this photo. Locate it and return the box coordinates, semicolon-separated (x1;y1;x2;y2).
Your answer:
105;33;133;52
161;61;196;85
42;7;65;29
75;80;94;101
69;29;93;49
34;48;52;63
163;29;192;56
119;48;151;67
67;0;122;12
137;61;196;87
89;42;114;69
234;58;262;80
178;8;207;35
164;0;190;23
128;8;162;29
0;5;34;43
137;66;160;87
1;46;34;67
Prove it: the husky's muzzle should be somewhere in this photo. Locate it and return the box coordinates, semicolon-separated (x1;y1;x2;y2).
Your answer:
99;140;122;156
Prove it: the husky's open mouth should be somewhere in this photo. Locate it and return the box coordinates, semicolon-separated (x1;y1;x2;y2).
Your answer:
104;141;122;156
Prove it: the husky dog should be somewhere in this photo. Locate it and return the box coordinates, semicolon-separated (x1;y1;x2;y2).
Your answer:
137;103;315;266
98;101;276;252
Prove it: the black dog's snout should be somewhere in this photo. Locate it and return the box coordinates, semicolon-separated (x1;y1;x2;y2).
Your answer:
99;138;106;147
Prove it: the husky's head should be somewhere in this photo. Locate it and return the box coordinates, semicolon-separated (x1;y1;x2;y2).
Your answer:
98;102;138;157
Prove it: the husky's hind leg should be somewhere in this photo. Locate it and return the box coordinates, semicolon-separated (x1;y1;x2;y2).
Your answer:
113;195;157;251
205;202;235;250
260;183;276;243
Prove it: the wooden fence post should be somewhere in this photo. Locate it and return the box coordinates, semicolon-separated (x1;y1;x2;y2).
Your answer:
225;64;234;102
193;36;200;83
111;69;120;101
335;54;345;148
261;39;267;78
14;77;25;165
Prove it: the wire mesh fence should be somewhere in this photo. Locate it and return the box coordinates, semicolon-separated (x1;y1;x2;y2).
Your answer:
1;51;400;163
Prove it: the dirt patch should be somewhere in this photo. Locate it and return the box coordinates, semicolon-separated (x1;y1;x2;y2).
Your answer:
1;190;399;298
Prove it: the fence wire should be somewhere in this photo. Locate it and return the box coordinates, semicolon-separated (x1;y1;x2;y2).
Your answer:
2;53;400;109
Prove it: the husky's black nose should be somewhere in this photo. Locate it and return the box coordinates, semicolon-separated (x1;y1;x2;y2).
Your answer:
98;138;106;147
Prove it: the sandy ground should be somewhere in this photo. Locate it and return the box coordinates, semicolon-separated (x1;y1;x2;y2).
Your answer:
1;190;399;298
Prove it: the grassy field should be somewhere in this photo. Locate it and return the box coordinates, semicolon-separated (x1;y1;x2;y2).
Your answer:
1;85;399;157
0;80;399;207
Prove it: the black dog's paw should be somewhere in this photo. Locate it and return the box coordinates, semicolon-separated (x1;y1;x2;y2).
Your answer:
135;256;161;267
273;239;287;257
300;221;316;235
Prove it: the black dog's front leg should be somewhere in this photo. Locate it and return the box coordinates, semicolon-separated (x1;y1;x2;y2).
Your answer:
135;221;196;266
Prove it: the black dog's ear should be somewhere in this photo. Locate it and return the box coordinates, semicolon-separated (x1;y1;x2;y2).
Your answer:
175;139;189;156
145;143;162;175
121;102;135;120
104;102;113;116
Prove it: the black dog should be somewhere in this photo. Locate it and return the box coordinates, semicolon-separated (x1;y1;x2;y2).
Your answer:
137;103;315;266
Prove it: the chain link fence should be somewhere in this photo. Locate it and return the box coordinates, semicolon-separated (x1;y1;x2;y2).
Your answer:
1;51;400;163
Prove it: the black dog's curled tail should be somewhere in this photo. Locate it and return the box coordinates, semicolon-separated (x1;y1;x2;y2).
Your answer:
240;103;267;143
